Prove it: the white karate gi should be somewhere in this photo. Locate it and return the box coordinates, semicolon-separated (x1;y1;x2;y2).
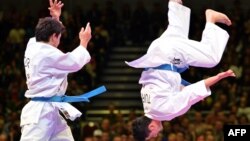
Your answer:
126;2;229;121
20;37;91;141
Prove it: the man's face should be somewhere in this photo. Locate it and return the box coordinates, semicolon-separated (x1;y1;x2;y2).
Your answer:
146;121;163;140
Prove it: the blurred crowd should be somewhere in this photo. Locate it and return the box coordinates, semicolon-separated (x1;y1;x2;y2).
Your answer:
0;0;250;141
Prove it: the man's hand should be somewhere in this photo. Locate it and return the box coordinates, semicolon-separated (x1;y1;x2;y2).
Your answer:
79;22;92;48
217;69;236;79
48;0;64;21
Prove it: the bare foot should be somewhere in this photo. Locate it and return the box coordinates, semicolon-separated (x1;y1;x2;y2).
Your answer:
217;69;236;79
205;9;232;26
170;0;182;4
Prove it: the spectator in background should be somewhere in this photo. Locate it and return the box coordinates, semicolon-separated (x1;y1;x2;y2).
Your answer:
237;96;250;121
7;23;26;52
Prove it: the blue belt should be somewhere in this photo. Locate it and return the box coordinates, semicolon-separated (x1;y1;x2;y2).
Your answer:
145;64;191;86
31;85;107;102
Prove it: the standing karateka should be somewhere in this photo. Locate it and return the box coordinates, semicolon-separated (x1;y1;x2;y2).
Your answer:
125;0;235;140
20;0;101;140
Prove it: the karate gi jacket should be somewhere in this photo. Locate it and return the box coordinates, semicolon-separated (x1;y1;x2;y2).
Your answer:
21;37;90;126
126;2;229;121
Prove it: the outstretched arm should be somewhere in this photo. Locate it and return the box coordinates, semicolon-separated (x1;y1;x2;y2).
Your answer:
181;69;235;90
48;0;64;22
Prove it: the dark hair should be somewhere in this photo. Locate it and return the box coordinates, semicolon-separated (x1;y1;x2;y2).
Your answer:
132;116;152;141
35;17;65;42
